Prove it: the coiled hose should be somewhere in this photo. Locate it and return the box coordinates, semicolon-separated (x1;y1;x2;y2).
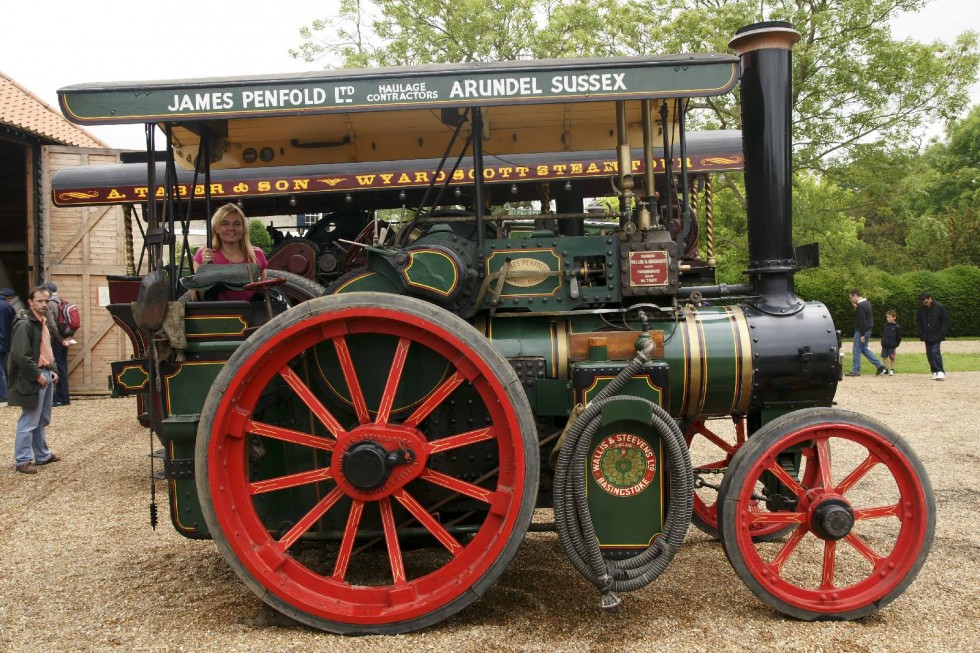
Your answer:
553;342;693;611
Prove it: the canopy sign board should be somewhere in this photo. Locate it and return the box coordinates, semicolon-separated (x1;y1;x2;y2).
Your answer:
59;54;738;124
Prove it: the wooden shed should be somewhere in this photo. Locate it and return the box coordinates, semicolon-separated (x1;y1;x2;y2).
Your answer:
42;146;144;395
2;70;137;395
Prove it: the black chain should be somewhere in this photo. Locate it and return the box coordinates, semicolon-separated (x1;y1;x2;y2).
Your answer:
693;467;798;506
693;466;724;491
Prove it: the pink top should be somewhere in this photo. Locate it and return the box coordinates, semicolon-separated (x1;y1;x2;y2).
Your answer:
193;247;268;301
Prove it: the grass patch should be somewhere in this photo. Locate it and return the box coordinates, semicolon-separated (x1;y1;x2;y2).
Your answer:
855;352;980;375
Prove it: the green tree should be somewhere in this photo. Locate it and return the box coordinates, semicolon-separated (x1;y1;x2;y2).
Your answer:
823;143;925;274
295;1;978;174
832;105;980;272
249;219;274;254
909;106;980;267
619;1;979;174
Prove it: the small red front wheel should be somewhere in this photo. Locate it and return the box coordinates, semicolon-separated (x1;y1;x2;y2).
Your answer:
718;408;935;620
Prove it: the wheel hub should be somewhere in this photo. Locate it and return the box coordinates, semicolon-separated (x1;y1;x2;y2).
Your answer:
810;497;855;541
342;441;413;490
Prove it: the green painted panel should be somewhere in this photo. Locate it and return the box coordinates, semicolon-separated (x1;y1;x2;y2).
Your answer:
164;361;225;416
184;315;248;338
402;250;460;297
586;409;665;552
117;364;149;391
485;247;562;298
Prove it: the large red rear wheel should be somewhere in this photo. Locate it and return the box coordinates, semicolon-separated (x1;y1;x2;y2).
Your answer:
718;408;934;620
195;293;538;633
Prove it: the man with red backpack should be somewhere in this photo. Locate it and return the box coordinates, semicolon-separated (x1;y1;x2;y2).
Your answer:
43;282;71;406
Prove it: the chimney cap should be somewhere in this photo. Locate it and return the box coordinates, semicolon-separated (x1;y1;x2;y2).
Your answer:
729;22;800;54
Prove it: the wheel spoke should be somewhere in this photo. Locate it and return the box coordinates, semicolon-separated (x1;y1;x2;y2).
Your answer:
333;336;370;425
377;337;411;425
836;453;879;495
427;426;495;454
393;489;464;554
332;500;364;581
420;467;496;503
763;458;806;497
770;525;808;574
747;510;806;526
279;366;349;437
697;426;737;455
815;438;833;490
820;540;837;590
402;371;465;429
247;420;336;451
854;504;900;521
844;531;885;566
379;498;407;584
250;467;333;495
278;486;345;551
734;418;746;444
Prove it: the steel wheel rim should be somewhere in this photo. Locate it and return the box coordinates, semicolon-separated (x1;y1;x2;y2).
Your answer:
729;422;931;614
204;303;530;627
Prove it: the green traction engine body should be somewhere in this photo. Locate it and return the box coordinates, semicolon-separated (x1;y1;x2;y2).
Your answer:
80;19;935;634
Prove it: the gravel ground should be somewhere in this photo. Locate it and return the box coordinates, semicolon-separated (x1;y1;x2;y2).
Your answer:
1;345;978;652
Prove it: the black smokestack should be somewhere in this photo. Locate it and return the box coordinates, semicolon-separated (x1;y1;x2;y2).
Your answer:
729;22;802;315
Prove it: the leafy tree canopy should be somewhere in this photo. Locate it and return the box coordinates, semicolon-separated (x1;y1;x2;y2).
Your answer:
293;0;978;171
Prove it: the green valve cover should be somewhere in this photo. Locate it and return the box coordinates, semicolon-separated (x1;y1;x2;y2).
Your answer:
585;397;666;557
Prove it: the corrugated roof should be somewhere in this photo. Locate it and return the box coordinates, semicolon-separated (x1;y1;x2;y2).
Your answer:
1;70;106;147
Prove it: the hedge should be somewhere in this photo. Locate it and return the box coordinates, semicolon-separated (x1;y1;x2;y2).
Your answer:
794;264;980;338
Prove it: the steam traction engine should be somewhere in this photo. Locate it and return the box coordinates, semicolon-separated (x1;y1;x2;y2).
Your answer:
61;22;934;633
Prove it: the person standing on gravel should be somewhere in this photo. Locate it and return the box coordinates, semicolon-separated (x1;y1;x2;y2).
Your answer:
9;285;61;474
916;291;950;381
846;289;886;377
879;309;902;375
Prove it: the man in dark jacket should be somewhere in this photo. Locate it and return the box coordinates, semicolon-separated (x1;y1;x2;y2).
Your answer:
916;291;950;381
0;287;16;405
9;286;61;474
846;289;886;377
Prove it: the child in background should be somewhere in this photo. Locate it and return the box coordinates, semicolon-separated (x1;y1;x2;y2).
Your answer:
880;309;902;375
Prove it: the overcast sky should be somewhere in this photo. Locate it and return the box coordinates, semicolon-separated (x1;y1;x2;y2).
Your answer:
2;0;978;150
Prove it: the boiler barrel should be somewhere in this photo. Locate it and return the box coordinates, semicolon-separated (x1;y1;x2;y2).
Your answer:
477;303;840;419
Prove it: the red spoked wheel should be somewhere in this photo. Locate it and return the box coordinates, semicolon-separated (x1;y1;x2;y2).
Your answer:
718;408;935;620
684;417;806;541
195;293;538;634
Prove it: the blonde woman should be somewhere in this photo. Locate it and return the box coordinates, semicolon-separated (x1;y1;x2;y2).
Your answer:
193;203;268;301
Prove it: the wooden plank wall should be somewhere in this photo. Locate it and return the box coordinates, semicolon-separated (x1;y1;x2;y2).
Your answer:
40;146;143;395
